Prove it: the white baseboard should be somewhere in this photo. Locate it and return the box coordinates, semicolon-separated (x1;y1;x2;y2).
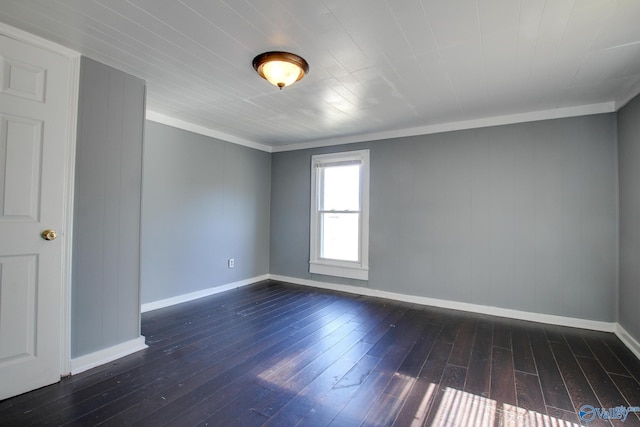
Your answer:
615;324;640;361
136;273;640;362
269;274;616;333
70;336;148;375
140;274;270;313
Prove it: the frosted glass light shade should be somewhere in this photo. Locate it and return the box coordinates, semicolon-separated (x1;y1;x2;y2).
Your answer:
252;51;309;89
261;61;302;88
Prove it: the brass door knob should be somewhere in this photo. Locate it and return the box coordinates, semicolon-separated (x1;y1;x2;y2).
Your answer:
41;229;57;241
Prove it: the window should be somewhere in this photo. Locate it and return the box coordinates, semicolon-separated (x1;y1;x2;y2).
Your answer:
310;150;369;280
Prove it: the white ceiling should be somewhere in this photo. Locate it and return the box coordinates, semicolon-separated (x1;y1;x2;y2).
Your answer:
2;0;640;150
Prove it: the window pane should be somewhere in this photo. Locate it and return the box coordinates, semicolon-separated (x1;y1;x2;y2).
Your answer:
321;212;359;261
322;165;360;211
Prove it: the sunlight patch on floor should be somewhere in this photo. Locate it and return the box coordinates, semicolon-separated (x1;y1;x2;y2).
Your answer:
430;387;582;427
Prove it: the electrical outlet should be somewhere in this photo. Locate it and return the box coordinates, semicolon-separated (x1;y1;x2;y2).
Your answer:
228;258;235;268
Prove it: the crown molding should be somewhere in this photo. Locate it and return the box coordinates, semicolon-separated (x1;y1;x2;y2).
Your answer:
272;102;616;152
0;22;80;58
147;102;617;154
146;111;272;153
615;78;640;110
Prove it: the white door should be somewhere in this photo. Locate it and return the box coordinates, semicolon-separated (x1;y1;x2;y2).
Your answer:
0;33;73;400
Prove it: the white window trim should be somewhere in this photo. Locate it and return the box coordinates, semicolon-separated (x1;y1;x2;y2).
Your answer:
309;149;370;280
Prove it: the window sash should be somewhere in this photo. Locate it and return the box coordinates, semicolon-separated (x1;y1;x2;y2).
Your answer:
309;150;369;281
317;163;361;212
316;164;362;263
319;211;361;262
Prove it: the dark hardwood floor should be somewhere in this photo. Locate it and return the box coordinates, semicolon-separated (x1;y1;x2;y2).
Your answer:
2;280;640;426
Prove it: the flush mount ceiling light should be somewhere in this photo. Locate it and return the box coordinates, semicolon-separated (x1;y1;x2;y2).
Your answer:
252;51;309;90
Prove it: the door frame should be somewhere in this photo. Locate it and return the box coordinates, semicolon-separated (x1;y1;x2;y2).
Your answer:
0;22;80;377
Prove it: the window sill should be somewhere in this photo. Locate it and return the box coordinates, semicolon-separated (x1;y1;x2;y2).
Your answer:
309;261;368;280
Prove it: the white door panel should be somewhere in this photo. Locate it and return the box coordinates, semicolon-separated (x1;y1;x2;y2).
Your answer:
0;114;43;221
0;33;72;400
0;255;38;361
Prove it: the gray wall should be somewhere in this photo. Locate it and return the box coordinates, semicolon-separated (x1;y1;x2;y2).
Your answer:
72;58;145;358
271;115;618;322
140;122;271;304
618;94;640;340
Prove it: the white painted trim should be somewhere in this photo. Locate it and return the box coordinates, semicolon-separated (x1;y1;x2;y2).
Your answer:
70;336;148;375
272;102;616;152
140;274;270;313
146;103;616;154
145;111;272;153
0;22;80;58
59;54;80;377
615;78;640;110
615;324;640;361
309;150;370;281
0;23;82;377
269;275;616;333
309;263;369;280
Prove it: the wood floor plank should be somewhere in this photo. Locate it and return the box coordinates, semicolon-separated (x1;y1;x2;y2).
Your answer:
329;371;392;427
76;320;337;422
548;340;611;427
1;280;639;427
352;299;400;333
601;336;640;382
394;321;441;379
437;314;462;344
294;354;383;427
207;337;371;427
514;372;546;415
260;325;363;385
584;334;632;376
546;406;581;424
362;390;406;427
0;284;291;417
365;311;414;357
544;324;568;343
245;298;392;427
360;304;410;346
66;289;351;426
142;281;280;328
391;338;452;426
258;340;374;426
609;374;640;423
195;383;274;427
371;321;442;426
528;328;574;411
423;365;467;426
511;323;537;374
141;288;325;363
464;320;493;397
577;356;640;426
370;311;430;375
564;333;594;358
143;284;296;342
447;318;477;367
492;319;512;350
363;321;442;427
491;347;516;406
141;317;366;426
